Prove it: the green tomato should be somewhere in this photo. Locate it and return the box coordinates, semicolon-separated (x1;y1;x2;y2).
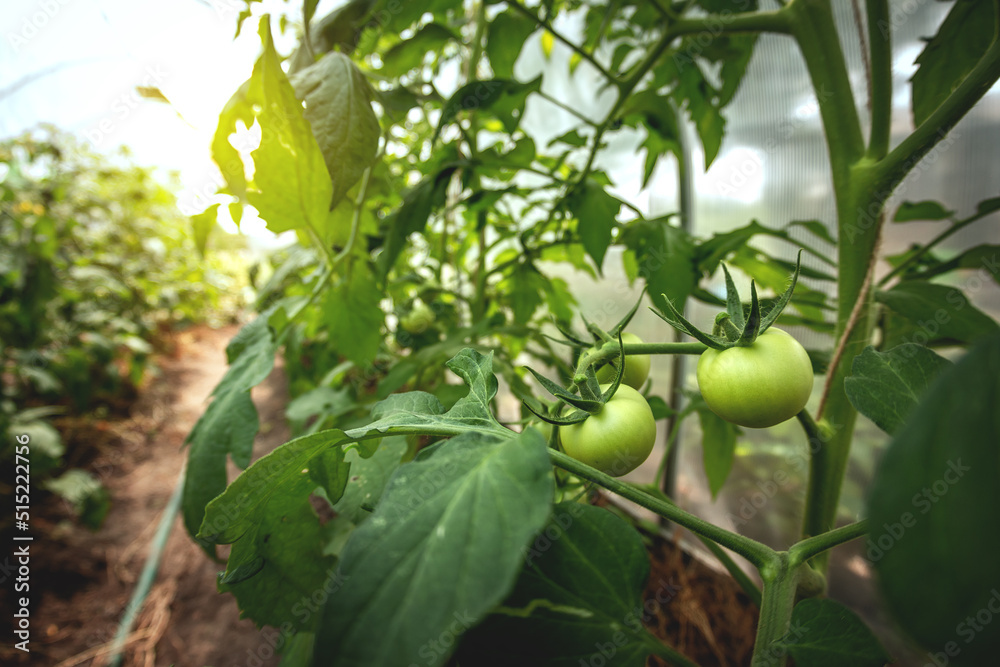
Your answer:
595;332;651;389
696;328;813;429
400;302;435;334
559;384;657;477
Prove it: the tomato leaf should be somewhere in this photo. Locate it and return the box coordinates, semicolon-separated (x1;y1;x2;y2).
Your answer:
378;23;457;78
432;78;536;144
198;429;404;631
874;281;1000;345
312;428;554;667
182;312;277;555
911;243;1000;284
567;179;621;271
377;167;455;279
502;263;546;323
867;333;1000;663
219;449;342;630
352;348;512;440
892;200;955;223
321;266;383;367
487;10;536;78
620;217;697;313
246;19;333;236
787;219;836;246
211;79;254;201
291;51;380;209
455;503;676;666
774;598;890;667
910;1;996;127
844;344;952;435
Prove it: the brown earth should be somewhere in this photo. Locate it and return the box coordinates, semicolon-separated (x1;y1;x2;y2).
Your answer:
1;324;287;667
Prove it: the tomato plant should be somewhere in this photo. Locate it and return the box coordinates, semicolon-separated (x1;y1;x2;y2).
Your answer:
559;384;656;476
176;2;1000;666
697;328;813;428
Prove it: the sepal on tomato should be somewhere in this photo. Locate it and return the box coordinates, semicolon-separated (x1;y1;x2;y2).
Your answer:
654;249;803;351
523;366;603;413
522;398;590;427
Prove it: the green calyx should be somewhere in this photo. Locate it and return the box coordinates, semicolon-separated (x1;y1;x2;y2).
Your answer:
523;331;630;426
653;249;803;350
527;291;649;427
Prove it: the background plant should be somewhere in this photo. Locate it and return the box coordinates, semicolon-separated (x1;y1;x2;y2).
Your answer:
0;125;248;528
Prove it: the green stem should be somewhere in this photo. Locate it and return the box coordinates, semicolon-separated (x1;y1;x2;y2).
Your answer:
870;33;1000;199
662;8;792;39
799;1;1000;564
466;0;490;323
750;553;798;667
549;449;777;569
789;519;869;565
788;0;869;570
878;207;999;286
537;88;599;123
865;0;891;159
505;0;617;82
637;483;763;607
788;0;866;188
577;341;707;375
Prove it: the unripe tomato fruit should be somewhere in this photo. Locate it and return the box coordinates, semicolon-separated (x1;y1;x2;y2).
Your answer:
559;384;657;477
400;302;435;334
696;328;813;428
595;332;651;389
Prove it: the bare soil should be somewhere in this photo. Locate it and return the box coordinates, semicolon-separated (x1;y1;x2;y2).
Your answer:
1;325;287;667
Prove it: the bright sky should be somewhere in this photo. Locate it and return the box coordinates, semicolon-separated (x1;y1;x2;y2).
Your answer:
0;0;304;246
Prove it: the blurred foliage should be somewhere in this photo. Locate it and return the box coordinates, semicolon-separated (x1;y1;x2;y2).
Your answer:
0;124;250;528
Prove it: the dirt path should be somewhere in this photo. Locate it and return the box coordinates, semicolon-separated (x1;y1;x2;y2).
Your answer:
2;325;288;667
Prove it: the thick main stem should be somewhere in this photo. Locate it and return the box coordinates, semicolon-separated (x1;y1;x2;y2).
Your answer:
750;554;799;667
787;0;871;563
